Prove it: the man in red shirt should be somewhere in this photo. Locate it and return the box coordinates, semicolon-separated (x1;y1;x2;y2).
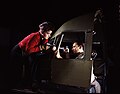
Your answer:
10;21;55;90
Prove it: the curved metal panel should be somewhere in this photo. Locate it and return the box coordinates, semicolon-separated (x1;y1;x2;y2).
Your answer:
51;12;94;39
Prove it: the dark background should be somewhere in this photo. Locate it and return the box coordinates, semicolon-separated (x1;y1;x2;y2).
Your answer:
0;0;119;93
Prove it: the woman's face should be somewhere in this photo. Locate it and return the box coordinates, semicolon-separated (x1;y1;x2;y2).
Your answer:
43;30;52;39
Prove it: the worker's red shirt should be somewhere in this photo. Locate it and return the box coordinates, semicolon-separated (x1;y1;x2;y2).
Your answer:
18;32;48;54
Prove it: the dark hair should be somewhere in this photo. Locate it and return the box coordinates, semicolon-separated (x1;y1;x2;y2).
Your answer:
74;40;83;46
39;21;55;32
74;40;84;49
